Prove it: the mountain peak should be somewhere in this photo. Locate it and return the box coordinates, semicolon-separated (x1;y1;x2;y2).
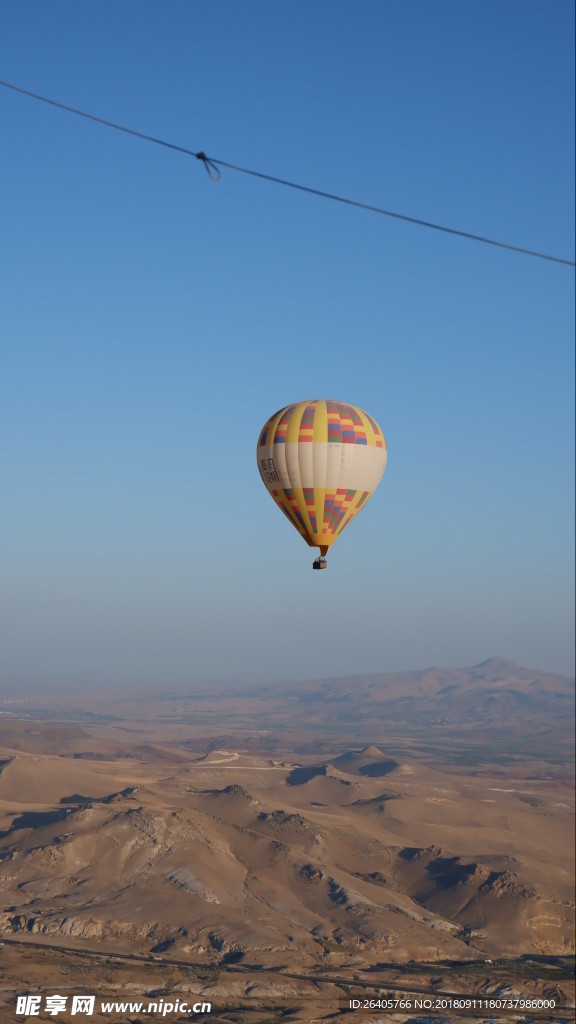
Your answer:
472;657;523;672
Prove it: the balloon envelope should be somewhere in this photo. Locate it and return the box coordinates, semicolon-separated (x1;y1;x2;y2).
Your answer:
257;399;387;555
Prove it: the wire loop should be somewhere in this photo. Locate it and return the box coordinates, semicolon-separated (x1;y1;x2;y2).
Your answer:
195;152;222;182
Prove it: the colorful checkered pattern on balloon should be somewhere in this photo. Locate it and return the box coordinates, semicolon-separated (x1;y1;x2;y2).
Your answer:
303;488;317;532
257;400;384;447
271;487;371;539
272;407;293;443
326;401;368;444
271;489;308;538
297;402;316;442
322;488;370;535
259;401;295;446
364;411;384;448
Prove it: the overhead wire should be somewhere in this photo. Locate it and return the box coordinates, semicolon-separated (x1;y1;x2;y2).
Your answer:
1;78;574;268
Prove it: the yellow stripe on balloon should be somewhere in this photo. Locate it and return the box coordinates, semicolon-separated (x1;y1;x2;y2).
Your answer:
312;399;328;443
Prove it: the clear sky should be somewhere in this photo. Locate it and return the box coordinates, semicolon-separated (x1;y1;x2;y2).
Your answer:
1;1;574;688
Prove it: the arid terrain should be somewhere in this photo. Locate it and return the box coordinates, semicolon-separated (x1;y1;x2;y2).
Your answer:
0;658;573;1022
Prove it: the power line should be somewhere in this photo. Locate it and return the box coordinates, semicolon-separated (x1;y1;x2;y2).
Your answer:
0;79;221;179
1;78;574;268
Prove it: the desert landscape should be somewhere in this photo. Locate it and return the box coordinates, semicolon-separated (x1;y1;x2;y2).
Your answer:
0;658;574;1022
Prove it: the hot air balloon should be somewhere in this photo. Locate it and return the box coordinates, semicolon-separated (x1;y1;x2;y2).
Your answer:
256;399;387;568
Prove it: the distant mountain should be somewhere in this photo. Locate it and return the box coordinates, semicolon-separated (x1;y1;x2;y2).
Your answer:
264;658;574;731
158;658;574;761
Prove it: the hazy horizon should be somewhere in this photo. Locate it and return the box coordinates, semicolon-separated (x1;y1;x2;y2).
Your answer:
2;654;574;697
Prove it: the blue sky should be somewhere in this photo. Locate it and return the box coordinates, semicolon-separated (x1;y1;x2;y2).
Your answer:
1;1;574;687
